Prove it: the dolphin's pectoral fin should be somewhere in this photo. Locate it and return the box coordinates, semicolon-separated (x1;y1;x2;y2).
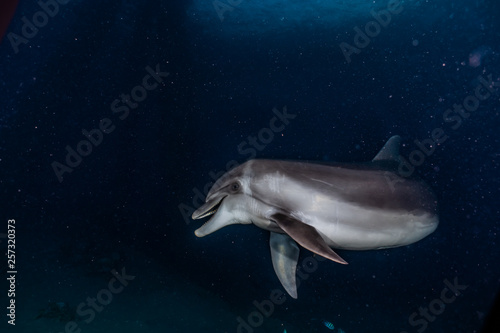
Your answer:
271;213;348;265
270;232;299;299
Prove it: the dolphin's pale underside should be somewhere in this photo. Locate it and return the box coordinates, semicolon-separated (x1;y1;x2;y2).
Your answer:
192;136;438;298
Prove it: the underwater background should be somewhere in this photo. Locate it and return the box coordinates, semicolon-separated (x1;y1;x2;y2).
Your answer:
0;0;499;332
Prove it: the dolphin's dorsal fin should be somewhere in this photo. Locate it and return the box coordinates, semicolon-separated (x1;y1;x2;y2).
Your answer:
271;213;348;265
372;135;401;162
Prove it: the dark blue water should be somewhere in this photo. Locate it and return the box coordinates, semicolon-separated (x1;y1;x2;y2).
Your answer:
0;0;499;332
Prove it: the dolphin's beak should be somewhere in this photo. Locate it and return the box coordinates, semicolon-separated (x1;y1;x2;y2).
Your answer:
192;195;228;237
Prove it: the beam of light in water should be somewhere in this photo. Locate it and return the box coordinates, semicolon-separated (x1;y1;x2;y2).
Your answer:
187;0;414;35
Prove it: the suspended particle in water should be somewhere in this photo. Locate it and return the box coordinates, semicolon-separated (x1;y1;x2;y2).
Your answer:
468;45;491;68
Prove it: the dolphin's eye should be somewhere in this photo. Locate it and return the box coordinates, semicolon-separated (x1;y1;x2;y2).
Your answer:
230;183;240;192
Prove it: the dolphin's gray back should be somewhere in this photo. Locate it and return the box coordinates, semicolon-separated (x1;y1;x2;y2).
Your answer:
250;159;436;213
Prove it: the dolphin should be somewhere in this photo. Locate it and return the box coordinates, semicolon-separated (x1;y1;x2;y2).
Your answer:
192;136;438;298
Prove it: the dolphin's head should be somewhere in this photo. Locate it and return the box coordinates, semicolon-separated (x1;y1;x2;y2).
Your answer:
192;162;256;237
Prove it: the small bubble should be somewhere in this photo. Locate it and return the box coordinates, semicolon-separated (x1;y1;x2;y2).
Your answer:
412;39;419;46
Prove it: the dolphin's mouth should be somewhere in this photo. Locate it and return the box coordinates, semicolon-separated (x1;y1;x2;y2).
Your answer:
196;203;220;219
193;195;227;237
192;195;226;220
